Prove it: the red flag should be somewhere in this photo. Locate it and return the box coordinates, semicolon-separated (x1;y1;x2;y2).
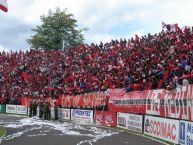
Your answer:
21;71;30;80
0;0;8;12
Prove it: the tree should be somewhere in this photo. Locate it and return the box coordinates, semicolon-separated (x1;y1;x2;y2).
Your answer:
27;8;87;50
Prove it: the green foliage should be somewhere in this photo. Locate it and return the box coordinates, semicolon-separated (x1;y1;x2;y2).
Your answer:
27;8;87;50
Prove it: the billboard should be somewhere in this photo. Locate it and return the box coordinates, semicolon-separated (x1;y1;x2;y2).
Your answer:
71;109;93;123
94;111;116;126
179;120;193;145
117;112;143;133
59;108;70;120
144;115;179;144
6;105;28;115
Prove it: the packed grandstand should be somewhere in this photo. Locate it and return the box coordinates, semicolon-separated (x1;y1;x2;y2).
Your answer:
0;24;193;105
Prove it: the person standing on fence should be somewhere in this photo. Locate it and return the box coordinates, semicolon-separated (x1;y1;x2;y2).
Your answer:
39;100;44;119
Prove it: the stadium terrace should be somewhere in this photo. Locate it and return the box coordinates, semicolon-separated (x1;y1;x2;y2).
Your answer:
0;25;193;105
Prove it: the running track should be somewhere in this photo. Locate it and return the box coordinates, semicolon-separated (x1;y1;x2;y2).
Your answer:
0;114;165;145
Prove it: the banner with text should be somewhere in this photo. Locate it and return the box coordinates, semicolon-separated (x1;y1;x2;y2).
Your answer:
6;105;28;115
144;115;179;144
179;120;193;145
59;108;70;120
117;112;143;133
71;109;93;123
94;111;117;126
108;85;193;121
59;91;108;108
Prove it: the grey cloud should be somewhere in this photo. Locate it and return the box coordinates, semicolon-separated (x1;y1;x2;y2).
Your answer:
0;16;34;51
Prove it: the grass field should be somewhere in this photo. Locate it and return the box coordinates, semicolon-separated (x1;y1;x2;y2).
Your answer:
0;127;5;138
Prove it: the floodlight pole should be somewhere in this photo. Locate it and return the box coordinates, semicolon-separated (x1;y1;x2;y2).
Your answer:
62;39;65;51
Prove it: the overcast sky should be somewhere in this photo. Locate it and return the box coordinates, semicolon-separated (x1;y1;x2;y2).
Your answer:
0;0;193;51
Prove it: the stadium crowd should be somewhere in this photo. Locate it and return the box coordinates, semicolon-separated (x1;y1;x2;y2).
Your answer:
0;24;193;104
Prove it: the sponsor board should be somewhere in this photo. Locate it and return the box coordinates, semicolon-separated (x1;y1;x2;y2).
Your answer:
117;112;143;133
6;105;27;115
179;121;193;145
71;109;93;123
59;108;70;120
0;105;5;113
94;111;116;126
117;112;127;129
144;115;179;144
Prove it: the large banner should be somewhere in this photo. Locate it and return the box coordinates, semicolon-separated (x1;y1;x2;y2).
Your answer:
6;105;28;115
179;120;193;145
94;111;117;127
144;115;179;144
59;91;108;108
147;85;193;121
71;109;93;123
108;85;193;121
108;89;147;113
117;113;143;133
59;108;70;120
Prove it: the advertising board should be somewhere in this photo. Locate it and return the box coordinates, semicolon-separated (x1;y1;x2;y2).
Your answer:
117;112;143;133
6;105;27;115
94;111;116;126
179;120;193;145
71;109;93;123
59;108;70;120
144;115;179;144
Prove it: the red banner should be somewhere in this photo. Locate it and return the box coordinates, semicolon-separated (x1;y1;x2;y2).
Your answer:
59;91;108;108
20;97;31;107
108;85;193;121
108;89;148;113
146;85;193;121
94;111;117;127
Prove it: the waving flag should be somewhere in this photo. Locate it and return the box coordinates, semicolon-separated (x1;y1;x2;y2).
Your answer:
0;0;8;12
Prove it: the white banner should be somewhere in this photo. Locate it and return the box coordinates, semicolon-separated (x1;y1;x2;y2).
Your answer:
59;108;70;120
117;113;143;133
6;105;27;115
71;109;93;123
144;115;179;144
16;105;28;115
179;120;193;145
6;105;16;114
